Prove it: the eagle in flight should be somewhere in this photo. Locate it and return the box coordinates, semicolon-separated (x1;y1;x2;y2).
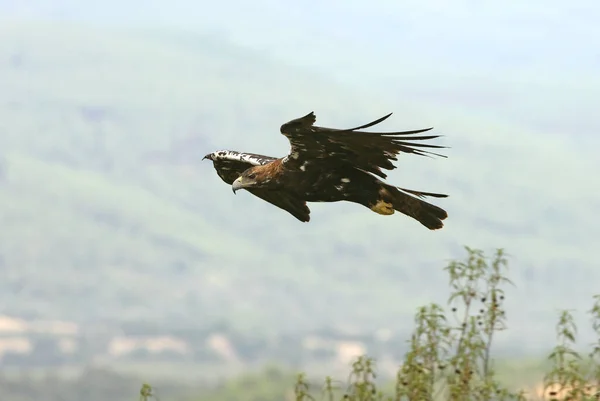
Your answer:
203;112;449;230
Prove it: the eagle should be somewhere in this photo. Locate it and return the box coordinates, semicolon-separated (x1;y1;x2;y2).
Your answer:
203;112;449;230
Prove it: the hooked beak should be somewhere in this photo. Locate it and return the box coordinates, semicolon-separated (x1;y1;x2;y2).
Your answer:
232;176;244;194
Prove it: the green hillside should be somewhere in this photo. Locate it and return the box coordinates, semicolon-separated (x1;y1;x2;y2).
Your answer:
0;20;598;350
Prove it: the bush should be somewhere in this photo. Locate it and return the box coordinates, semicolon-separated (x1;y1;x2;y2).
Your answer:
140;247;600;401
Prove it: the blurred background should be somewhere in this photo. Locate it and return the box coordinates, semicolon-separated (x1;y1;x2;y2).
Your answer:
0;1;599;400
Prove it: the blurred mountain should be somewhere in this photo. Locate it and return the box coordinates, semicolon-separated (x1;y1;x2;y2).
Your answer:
0;18;598;358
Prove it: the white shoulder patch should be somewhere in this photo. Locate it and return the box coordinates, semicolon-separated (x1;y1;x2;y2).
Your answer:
282;151;301;164
206;150;276;166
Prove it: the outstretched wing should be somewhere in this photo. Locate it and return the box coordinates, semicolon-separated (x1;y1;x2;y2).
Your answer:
279;112;447;179
204;150;277;184
204;150;311;221
247;188;311;222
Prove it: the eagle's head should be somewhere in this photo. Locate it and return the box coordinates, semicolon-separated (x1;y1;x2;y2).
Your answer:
231;166;260;193
232;165;276;194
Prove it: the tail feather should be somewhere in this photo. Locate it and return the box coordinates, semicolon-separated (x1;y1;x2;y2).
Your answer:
397;186;448;199
387;186;448;230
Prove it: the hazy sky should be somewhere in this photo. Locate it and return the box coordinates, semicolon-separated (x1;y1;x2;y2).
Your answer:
2;0;599;355
4;0;599;77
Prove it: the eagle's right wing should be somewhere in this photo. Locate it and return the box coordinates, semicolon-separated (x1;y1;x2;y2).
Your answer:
279;112;447;179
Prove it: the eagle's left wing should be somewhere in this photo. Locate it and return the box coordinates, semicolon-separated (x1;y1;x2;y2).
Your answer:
279;112;447;179
203;150;311;221
246;188;311;222
203;150;277;184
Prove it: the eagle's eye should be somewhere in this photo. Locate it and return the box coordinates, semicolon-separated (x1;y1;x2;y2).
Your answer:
247;172;256;179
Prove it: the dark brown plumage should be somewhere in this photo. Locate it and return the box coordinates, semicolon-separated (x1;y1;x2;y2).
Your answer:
203;112;449;229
